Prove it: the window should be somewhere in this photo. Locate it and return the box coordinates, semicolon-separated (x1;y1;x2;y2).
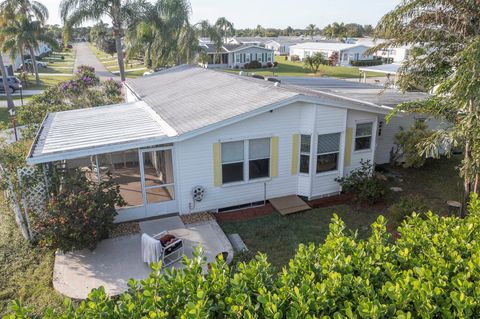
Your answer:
249;138;270;179
236;54;240;63
317;133;341;173
267;53;272;62
221;138;271;184
221;141;244;184
355;122;373;151
299;134;311;174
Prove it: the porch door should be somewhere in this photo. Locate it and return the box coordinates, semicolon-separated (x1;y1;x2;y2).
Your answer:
140;147;177;217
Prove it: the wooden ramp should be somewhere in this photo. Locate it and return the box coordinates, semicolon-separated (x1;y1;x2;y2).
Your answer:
270;195;311;216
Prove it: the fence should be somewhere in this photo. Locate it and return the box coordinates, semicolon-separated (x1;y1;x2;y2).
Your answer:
0;164;49;241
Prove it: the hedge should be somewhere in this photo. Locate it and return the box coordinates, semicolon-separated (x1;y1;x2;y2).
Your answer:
5;194;480;318
350;59;384;67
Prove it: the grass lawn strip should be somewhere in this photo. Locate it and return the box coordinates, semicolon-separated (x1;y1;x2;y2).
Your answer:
0;194;64;316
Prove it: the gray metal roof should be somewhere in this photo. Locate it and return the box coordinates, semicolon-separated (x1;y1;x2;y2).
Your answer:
278;76;427;108
359;63;402;75
28;101;168;163
126;66;300;135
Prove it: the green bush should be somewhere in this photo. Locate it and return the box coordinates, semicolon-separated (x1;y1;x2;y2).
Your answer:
335;159;386;203
350;59;383;67
33;170;125;252
6;194;480;318
392;121;434;168
388;195;429;224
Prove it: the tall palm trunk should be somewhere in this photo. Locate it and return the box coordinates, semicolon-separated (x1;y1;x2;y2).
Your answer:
28;46;40;84
113;28;126;82
0;54;14;110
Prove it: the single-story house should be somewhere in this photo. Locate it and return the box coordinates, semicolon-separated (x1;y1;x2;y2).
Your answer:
27;65;428;223
265;38;340;56
199;43;275;69
289;42;374;66
355;38;413;63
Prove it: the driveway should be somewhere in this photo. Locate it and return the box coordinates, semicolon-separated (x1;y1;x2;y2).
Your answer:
74;42;119;81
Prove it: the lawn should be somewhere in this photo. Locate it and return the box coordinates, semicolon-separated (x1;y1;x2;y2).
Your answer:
219;156;463;269
22;74;73;90
0;107;8;125
89;43;146;78
225;56;384;79
0;193;64;315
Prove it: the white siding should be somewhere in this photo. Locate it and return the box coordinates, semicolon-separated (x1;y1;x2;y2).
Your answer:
345;110;378;173
310;107;347;198
174;101;355;214
375;114;449;164
175;102;302;214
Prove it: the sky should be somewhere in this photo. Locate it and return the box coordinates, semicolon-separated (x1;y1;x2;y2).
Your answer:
43;0;401;29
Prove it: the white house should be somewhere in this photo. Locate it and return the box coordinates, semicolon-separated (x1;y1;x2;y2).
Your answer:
289;42;374;66
265;38;340;56
355;38;413;63
200;43;275;69
27;65;426;223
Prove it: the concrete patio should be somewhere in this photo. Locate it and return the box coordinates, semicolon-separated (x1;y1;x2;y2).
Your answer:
53;216;233;299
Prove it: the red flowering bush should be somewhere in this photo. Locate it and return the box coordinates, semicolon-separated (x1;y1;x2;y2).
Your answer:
34;170;125;252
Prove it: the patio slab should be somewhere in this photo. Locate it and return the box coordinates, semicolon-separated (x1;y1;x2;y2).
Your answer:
53;216;233;299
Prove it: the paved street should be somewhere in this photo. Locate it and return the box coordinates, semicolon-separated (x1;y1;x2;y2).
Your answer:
74;42;119;81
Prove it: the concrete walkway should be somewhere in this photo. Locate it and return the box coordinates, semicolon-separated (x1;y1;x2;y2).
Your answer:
53;216;233;299
74;42;119;81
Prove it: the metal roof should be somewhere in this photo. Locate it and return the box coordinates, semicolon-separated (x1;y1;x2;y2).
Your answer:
358;63;402;75
289;42;371;51
278;76;427;108
28;101;168;164
125;66;301;135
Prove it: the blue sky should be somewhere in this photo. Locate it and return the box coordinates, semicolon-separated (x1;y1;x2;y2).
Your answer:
43;0;400;28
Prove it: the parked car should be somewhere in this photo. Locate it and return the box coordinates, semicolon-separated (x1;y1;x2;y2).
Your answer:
17;60;48;71
0;76;22;94
66;44;73;49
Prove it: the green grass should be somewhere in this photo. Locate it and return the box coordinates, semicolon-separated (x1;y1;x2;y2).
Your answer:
0;194;64;315
0;107;8;125
35;67;73;75
219;156;462;269
23;75;73;90
225;56;384;78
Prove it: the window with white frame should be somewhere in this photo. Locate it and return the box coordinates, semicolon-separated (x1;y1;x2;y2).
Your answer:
221;138;271;184
316;133;341;173
249;138;270;179
221;141;244;184
355;122;373;151
299;134;311;174
236;54;240;63
267;53;272;62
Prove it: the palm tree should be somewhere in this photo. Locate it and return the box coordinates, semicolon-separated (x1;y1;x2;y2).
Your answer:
1;15;57;84
305;24;318;39
285;26;293;36
125;0;194;69
60;0;147;82
0;15;14;110
214;17;234;43
0;0;49;24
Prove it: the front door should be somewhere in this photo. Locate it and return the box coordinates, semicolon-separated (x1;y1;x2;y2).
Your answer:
139;147;177;218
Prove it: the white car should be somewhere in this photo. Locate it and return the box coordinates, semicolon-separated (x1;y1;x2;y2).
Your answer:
25;59;48;68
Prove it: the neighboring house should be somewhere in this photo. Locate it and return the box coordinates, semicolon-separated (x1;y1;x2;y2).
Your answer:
265;38;340;56
26;65;433;223
225;37;274;46
200;43;275;69
356;38;413;63
289;42;374;66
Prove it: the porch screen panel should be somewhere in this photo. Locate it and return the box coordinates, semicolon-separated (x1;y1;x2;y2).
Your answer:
97;150;143;207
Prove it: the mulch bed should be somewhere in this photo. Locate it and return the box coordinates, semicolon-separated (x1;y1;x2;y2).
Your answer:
109;222;140;238
181;212;215;224
214;203;276;222
308;193;354;208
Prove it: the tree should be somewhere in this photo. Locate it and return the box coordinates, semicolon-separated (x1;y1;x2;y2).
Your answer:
323;22;347;40
284;25;293;36
0;0;49;24
304;52;328;73
60;0;147;82
392;121;433;168
305;23;318;39
372;0;480;214
214;17;234;43
0;14;58;84
124;0;195;69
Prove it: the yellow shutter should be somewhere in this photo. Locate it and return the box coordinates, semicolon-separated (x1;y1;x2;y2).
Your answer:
270;136;279;177
291;134;300;175
213;143;222;186
344;128;353;167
